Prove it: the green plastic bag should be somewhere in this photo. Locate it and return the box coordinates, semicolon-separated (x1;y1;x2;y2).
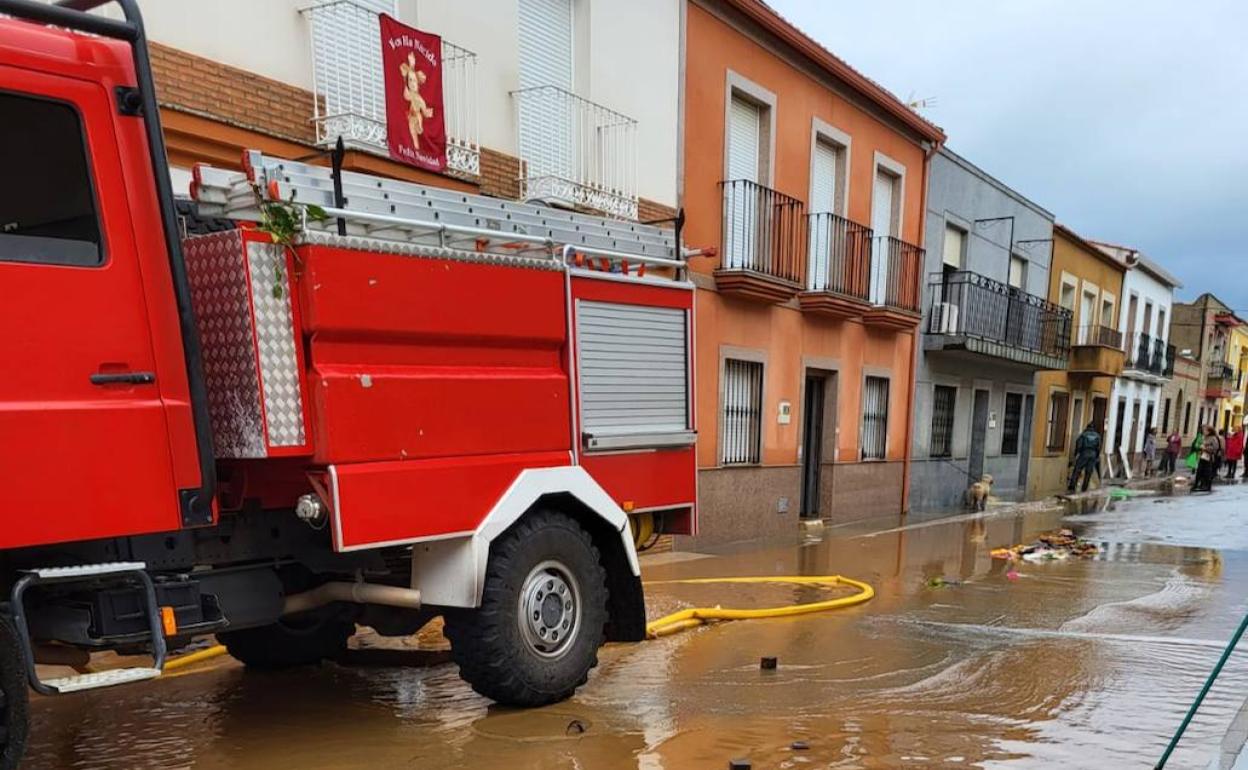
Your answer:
1186;451;1199;471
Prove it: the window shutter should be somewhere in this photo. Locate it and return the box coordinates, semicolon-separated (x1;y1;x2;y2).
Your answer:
577;301;691;449
518;0;574;185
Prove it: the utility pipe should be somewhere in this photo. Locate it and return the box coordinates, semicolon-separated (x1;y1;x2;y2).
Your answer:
283;582;422;616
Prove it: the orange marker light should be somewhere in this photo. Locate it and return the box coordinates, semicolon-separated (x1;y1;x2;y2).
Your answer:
160;606;178;637
622;500;635;513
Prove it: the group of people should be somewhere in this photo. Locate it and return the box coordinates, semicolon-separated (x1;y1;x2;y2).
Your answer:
1066;421;1246;494
1189;424;1246;493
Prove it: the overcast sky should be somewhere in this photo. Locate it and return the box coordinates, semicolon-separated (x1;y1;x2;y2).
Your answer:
768;0;1248;310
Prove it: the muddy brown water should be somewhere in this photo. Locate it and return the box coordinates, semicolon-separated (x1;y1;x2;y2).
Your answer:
24;484;1248;769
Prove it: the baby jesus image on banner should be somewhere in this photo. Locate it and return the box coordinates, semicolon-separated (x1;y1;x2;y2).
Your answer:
380;13;446;172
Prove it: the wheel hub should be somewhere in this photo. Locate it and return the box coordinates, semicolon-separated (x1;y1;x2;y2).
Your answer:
519;560;581;658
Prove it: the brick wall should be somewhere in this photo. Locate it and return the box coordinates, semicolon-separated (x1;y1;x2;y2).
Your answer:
479;148;522;200
150;43;316;145
638;198;678;226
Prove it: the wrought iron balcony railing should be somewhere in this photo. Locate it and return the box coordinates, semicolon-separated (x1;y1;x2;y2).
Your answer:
719;179;806;284
512;86;638;220
1122;332;1174;376
871;236;923;313
1075;324;1123;349
301;0;480;176
926;270;1072;358
806;212;871;300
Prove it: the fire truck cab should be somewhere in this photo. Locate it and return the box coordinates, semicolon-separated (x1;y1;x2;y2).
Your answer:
0;1;696;766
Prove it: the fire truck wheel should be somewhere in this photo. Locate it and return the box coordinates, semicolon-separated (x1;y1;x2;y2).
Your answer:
444;510;608;707
218;613;355;670
0;616;29;770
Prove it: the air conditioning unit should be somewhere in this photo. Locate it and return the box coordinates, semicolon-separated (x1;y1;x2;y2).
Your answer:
932;301;960;334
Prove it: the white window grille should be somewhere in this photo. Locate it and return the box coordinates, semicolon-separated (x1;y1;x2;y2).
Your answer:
722;359;763;465
930;385;956;458
512;87;638;220
300;0;480;176
861;376;889;460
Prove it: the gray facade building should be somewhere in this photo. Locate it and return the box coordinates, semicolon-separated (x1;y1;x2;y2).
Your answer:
909;149;1069;512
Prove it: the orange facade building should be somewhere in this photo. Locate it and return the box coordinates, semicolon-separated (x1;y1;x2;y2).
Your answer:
680;0;945;544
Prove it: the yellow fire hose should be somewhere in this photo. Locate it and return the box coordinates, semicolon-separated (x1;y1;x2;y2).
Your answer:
162;643;229;673
158;574;875;673
644;575;875;639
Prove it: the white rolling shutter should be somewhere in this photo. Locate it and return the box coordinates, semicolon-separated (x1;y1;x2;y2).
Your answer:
727;96;761;182
518;0;573;90
725;95;762;270
577;301;692;450
807;139;838;289
518;0;574;185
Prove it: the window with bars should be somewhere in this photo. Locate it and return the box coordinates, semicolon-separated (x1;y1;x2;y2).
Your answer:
1001;392;1024;456
930;385;956;458
861;376;889;460
1046;391;1070;451
721;359;763;464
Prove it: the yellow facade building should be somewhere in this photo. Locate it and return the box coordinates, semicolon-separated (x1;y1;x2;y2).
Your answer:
1028;224;1127;497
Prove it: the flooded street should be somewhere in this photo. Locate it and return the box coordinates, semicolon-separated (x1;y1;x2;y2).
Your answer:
24;485;1248;769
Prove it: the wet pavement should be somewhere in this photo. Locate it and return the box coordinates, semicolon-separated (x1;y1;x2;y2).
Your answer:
24;482;1248;769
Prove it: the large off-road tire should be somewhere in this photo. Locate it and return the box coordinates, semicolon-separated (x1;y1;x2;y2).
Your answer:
0;616;29;770
444;510;609;707
218;613;354;670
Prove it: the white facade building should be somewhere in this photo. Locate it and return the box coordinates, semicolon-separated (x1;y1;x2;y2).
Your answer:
123;0;680;217
1093;243;1182;475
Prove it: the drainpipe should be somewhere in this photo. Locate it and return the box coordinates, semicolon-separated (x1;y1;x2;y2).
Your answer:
901;139;941;515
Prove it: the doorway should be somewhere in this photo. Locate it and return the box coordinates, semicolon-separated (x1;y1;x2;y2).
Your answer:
1092;396;1108;434
969;389;991;481
1113;397;1127;452
1129;400;1141;455
800;370;836;519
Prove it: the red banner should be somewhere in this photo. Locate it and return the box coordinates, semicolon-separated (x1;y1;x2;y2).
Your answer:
380;14;446;172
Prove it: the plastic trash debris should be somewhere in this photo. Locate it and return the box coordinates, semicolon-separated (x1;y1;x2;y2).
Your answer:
990;528;1099;564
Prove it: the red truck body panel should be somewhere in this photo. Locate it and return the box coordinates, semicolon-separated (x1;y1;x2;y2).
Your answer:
299;241;573;465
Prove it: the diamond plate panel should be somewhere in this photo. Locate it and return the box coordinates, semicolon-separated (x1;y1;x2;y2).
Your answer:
246;242;308;448
183;230;267;457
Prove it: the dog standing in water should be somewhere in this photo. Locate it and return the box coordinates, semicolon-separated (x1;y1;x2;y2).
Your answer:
966;474;993;512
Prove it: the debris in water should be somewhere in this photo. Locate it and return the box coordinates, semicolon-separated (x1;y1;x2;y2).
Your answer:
791;740;810;751
1006;569;1020;582
565;719;587;736
991;529;1099;563
925;576;962;589
760;657;778;670
729;759;752;770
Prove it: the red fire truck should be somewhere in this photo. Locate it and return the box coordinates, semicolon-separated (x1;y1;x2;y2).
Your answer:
0;1;696;765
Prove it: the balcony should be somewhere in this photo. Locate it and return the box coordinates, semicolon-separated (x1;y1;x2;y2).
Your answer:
1207;362;1236;398
1121;332;1174;380
301;0;480;176
1069;324;1125;377
924;270;1072;369
512;86;638;220
861;236;924;329
798;213;873;319
715;179;806;303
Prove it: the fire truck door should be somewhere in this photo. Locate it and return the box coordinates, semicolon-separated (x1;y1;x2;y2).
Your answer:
0;68;180;548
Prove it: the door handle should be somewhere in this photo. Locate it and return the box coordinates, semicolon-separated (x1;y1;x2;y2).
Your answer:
90;371;156;386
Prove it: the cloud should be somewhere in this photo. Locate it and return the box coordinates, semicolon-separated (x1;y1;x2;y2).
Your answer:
767;0;1248;308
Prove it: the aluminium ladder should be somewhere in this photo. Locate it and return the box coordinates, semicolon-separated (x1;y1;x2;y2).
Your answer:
190;151;688;279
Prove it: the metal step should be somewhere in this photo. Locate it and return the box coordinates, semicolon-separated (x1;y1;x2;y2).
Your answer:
43;667;162;694
10;563;168;696
28;562;147;581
